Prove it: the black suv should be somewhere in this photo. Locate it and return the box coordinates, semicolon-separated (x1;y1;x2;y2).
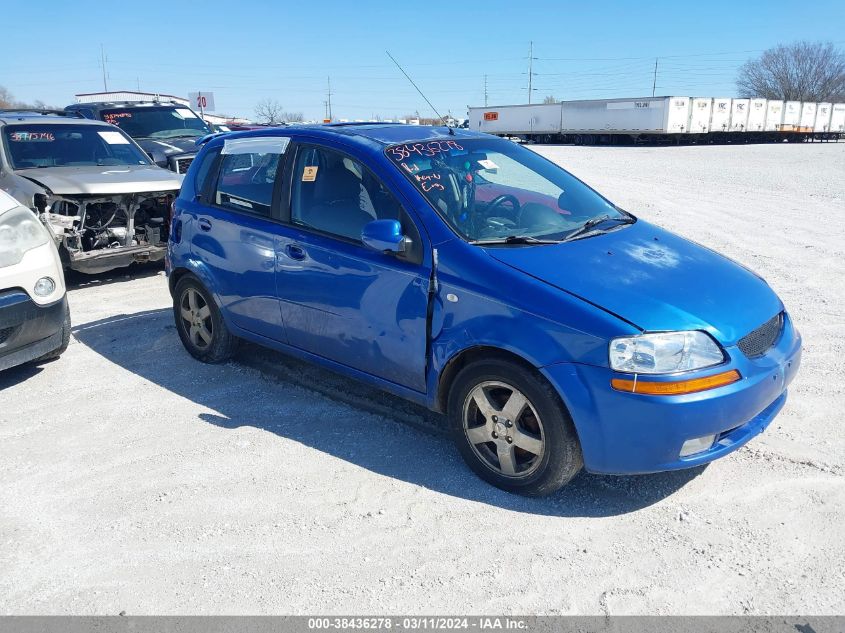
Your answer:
64;101;213;174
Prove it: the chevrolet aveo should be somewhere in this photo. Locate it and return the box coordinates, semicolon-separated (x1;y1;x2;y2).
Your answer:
167;124;801;496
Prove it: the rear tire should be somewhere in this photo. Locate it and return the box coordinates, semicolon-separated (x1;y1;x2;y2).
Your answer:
173;276;238;363
447;359;583;496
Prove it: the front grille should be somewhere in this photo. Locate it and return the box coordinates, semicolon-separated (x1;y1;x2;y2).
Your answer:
738;313;783;358
174;156;194;174
0;326;15;345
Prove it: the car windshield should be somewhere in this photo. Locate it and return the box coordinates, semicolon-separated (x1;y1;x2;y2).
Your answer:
101;106;212;139
386;137;629;243
3;124;152;169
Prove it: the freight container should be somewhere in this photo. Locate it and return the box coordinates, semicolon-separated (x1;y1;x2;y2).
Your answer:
710;98;732;132
764;100;784;132
814;103;833;132
729;99;750;131
688;97;713;133
829;103;845;132
799;102;817;130
468;104;562;136
782;101;801;128
747;98;767;132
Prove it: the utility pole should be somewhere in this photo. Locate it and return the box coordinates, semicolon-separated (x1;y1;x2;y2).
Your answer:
136;77;141;92
100;44;109;92
652;58;658;97
326;76;333;121
483;74;488;107
528;41;534;104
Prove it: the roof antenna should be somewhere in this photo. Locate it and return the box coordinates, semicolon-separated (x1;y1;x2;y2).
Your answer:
386;50;453;134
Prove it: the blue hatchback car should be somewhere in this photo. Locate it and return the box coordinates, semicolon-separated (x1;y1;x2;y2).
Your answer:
167;124;801;496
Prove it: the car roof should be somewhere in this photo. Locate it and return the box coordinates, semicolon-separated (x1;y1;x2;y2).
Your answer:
0;112;116;126
65;101;186;111
213;123;486;149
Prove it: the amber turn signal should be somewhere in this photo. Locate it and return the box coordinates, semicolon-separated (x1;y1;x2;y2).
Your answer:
611;369;741;395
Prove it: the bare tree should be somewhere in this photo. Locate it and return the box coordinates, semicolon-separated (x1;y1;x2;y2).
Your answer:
281;111;304;122
0;86;58;110
736;41;845;102
542;95;558;104
254;98;285;125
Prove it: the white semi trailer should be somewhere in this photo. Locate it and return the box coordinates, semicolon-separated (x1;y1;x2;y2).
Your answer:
830;103;845;133
468;96;844;143
689;98;713;133
765;100;784;131
469;103;561;136
730;99;750;132
710;98;732;133
815;103;833;132
747;98;767;132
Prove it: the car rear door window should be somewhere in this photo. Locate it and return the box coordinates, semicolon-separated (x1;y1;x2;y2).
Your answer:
214;151;281;217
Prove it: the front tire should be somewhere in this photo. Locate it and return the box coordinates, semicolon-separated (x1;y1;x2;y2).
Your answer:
448;359;583;496
173;276;238;363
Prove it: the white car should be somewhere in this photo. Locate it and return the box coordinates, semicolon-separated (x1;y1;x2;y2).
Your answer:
0;189;70;371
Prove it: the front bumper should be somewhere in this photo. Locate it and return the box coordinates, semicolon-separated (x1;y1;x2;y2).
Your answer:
68;244;166;274
542;314;802;474
0;290;67;371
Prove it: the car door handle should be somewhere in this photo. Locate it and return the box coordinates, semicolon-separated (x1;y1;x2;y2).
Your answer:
198;218;212;232
285;244;306;261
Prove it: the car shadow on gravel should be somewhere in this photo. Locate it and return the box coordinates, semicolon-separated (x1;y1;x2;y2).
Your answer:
65;262;165;290
72;308;706;517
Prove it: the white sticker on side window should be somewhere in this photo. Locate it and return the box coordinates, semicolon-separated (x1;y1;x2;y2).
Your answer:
222;137;290;155
97;131;130;144
477;158;498;170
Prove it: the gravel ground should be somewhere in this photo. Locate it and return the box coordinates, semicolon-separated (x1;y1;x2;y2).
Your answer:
1;142;843;615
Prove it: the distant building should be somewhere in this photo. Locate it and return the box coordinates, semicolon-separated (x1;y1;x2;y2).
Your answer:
73;90;248;127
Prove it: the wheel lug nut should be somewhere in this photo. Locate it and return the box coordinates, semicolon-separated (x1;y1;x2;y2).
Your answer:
492;415;498;422
506;420;512;427
506;436;513;443
492;432;498;439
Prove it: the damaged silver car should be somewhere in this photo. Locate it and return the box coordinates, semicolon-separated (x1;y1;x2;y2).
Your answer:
0;111;182;274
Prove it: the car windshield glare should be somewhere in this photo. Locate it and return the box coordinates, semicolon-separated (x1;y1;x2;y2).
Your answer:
386;137;626;243
3;124;152;169
101;106;212;139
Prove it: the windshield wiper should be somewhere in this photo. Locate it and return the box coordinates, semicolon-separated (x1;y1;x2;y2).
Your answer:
562;214;635;242
470;235;560;245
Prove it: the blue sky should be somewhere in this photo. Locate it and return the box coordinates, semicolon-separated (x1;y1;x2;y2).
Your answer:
3;0;844;121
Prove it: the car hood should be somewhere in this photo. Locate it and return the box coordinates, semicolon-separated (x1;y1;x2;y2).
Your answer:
135;137;199;157
484;220;782;345
16;165;183;196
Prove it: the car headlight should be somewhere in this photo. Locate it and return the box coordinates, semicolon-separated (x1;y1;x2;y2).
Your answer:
0;207;49;269
610;331;725;374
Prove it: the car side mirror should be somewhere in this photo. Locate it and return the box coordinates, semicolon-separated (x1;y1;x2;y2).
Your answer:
361;219;408;254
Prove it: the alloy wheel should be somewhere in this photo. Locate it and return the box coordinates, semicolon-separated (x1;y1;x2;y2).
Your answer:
462;380;545;478
180;287;213;350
